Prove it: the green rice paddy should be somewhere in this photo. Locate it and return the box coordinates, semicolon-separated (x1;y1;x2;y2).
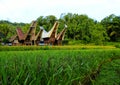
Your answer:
0;47;120;85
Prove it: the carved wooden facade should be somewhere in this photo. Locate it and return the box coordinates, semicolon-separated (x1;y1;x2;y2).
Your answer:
56;27;67;45
42;21;59;45
10;21;67;45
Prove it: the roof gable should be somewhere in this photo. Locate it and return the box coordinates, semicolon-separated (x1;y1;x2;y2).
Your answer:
16;28;25;40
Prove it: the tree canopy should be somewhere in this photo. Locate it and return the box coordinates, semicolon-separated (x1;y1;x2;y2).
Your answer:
101;14;120;41
0;13;120;44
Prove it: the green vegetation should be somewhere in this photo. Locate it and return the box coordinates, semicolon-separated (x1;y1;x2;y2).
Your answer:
0;13;120;44
0;49;120;85
0;45;117;51
0;13;120;85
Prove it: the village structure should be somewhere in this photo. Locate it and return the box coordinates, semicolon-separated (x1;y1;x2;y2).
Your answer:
9;21;67;45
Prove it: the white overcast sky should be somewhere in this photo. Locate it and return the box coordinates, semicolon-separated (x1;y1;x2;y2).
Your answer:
0;0;120;23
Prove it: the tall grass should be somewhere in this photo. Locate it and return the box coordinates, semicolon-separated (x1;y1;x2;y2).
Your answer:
0;49;120;85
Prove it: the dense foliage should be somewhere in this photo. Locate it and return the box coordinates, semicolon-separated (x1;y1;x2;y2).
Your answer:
0;13;120;44
0;20;28;43
0;49;120;85
101;14;120;42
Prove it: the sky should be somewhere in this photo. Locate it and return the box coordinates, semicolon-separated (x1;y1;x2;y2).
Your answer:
0;0;120;23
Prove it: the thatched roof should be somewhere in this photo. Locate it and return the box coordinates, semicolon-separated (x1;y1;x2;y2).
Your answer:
56;25;67;40
9;20;67;45
42;21;59;39
25;21;37;40
9;35;17;42
35;29;43;40
16;28;25;40
41;28;49;38
48;21;59;38
27;21;36;34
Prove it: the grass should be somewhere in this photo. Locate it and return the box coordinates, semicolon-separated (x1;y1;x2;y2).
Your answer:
0;45;117;51
0;49;120;85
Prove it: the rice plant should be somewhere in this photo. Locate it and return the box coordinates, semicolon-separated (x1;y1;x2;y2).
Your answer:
0;49;120;85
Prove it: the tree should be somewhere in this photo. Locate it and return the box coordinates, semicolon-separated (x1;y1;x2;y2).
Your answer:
61;13;108;44
0;23;14;42
101;14;120;41
37;15;57;31
0;20;28;42
91;23;109;44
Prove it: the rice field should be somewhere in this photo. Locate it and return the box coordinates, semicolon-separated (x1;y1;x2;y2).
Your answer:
0;45;117;51
0;48;120;85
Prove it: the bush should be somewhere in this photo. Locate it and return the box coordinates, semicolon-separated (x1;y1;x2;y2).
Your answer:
68;40;83;45
115;44;120;48
62;40;69;45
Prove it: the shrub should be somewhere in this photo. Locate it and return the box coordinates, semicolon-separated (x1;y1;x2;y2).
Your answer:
115;44;120;48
